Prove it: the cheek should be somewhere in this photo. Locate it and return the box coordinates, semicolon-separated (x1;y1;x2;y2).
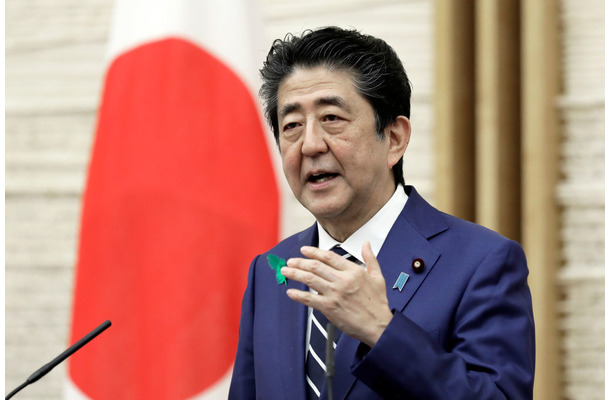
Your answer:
280;145;301;178
344;144;388;179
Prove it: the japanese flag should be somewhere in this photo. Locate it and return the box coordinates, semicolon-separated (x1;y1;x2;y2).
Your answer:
67;1;279;398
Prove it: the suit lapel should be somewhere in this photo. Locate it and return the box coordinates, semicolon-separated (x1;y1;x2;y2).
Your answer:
379;219;441;314
383;186;447;313
330;186;447;399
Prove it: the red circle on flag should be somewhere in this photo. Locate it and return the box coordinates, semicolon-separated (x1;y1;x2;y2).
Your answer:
69;38;279;399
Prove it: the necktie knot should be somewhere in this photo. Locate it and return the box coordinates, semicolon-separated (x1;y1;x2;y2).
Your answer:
331;245;348;257
331;245;360;265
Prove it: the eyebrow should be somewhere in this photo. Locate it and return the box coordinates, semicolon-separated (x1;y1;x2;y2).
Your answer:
278;96;352;119
279;103;301;119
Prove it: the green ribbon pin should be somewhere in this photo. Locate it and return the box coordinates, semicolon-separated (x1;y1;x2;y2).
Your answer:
267;254;287;286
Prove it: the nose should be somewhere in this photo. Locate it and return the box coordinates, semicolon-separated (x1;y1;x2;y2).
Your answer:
301;122;328;156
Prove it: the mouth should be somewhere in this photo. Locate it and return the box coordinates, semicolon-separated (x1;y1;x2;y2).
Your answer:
307;172;339;184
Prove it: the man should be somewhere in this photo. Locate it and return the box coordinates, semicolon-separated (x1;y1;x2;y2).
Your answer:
229;27;535;399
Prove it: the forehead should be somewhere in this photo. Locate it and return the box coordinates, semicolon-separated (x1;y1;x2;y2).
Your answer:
277;67;361;113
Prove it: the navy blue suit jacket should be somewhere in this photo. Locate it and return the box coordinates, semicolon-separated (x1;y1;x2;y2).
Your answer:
229;186;535;399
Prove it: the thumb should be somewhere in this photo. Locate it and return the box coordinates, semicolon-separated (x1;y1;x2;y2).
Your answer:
362;241;383;277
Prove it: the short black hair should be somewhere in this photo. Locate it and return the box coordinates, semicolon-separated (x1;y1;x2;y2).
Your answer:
259;26;412;186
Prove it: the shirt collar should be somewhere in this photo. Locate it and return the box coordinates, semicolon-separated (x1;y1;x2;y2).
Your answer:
316;186;408;263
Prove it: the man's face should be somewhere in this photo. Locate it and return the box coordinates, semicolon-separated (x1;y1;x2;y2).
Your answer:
277;66;397;239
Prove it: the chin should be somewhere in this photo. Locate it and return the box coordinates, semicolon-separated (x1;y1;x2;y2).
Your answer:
305;203;345;221
299;191;349;217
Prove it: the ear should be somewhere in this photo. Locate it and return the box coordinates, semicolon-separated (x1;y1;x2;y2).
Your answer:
385;115;411;169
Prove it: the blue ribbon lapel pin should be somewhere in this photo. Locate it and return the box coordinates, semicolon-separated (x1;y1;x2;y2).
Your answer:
392;272;410;292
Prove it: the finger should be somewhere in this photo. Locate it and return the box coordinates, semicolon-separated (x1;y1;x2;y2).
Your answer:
286;257;339;282
362;241;382;276
286;288;324;309
285;288;310;305
300;246;350;271
281;266;332;293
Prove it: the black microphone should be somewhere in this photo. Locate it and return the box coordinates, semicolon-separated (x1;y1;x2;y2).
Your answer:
325;322;336;400
5;320;112;399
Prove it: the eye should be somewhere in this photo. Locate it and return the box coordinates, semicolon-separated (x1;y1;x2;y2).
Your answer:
283;122;300;131
323;114;340;122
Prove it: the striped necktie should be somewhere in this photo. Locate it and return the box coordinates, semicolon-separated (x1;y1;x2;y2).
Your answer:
306;246;357;399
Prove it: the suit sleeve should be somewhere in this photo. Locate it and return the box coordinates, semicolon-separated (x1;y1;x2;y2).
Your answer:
351;240;535;399
228;257;258;400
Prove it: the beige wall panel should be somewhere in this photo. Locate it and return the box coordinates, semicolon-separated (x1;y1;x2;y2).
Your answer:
433;0;475;221
556;0;605;398
521;0;562;398
6;0;112;397
475;0;521;241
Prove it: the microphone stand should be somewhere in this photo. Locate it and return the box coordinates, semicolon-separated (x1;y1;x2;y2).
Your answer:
6;320;112;399
325;322;336;400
